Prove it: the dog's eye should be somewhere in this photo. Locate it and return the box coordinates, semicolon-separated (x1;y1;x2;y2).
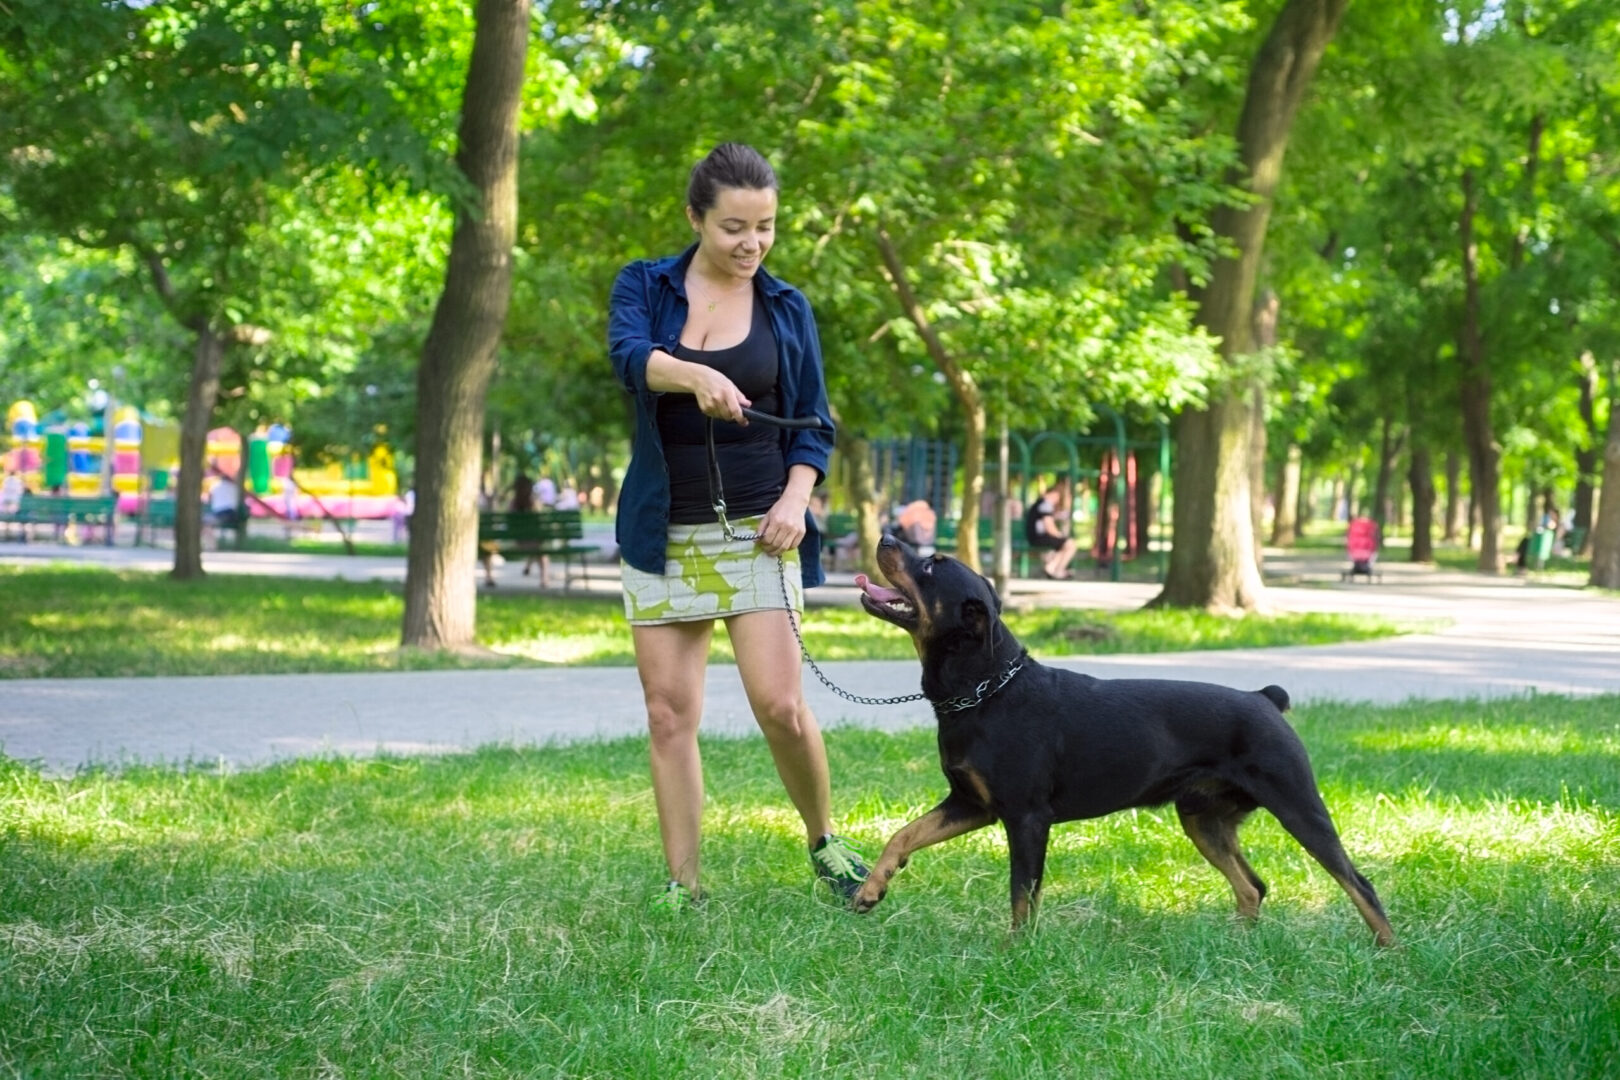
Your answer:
922;560;933;575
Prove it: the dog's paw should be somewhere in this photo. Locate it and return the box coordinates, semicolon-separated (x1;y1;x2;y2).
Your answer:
850;880;886;914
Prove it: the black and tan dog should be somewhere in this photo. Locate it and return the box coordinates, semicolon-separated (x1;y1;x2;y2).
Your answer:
852;536;1394;946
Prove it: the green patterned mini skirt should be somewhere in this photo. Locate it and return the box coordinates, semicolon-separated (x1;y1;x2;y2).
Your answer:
621;516;803;626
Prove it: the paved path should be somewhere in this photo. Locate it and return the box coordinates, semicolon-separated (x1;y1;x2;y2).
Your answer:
3;541;1618;775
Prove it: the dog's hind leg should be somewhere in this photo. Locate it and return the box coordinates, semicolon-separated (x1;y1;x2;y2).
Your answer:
1005;815;1051;930
851;794;994;915
1259;787;1396;947
1176;800;1267;920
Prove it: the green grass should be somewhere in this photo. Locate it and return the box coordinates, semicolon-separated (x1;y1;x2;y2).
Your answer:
232;533;411;558
3;695;1617;1078
0;564;1424;678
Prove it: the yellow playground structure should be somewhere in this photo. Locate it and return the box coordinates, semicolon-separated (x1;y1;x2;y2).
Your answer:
6;399;402;519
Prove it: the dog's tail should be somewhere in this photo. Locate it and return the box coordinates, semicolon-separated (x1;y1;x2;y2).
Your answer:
1258;685;1291;712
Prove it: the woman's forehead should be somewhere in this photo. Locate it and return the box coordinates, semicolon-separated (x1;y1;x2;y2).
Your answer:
707;186;778;221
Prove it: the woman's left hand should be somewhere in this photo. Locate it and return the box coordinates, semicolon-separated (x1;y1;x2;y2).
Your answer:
756;494;808;556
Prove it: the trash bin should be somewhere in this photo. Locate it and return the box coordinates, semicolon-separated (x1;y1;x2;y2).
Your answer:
1530;529;1555;569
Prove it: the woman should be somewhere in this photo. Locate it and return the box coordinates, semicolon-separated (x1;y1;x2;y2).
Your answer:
1024;477;1078;579
607;143;868;910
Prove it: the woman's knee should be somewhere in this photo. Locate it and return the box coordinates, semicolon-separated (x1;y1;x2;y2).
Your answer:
644;694;701;748
752;694;807;739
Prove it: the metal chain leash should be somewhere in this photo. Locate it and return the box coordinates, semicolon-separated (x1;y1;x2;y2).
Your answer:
708;414;926;708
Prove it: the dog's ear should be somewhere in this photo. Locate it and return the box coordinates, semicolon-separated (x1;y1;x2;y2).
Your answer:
961;596;1002;657
980;574;1003;614
961;597;992;640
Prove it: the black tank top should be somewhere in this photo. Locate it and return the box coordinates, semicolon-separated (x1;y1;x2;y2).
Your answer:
658;289;787;525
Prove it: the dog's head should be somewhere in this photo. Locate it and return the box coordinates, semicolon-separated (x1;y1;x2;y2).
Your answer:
856;536;1009;665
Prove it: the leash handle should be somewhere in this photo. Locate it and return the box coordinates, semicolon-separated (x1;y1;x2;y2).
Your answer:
739;407;826;430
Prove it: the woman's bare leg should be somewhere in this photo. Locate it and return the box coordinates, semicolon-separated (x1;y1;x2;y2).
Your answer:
633;620;715;890
725;609;833;845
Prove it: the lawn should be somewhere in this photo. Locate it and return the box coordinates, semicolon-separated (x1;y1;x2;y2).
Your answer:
2;695;1616;1078
0;564;1427;678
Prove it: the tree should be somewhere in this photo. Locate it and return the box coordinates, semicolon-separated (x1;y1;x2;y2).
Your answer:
400;0;530;651
1155;0;1349;611
1592;360;1620;589
1;0;460;578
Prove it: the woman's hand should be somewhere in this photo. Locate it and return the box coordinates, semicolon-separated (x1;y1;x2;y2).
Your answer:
757;490;809;556
690;366;751;424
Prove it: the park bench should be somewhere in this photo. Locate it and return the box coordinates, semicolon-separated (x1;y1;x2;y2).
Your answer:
0;493;119;545
936;517;1036;577
822;510;858;571
477;509;595;590
123;498;180;546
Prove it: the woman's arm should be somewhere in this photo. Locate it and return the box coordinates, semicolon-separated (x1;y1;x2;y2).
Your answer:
608;262;749;422
644;351;750;423
781;293;835;481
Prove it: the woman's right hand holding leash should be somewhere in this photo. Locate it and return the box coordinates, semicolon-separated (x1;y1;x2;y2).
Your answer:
645;349;751;424
689;365;751;425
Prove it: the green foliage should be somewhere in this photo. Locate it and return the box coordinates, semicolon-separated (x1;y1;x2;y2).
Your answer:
1267;0;1620;488
518;0;1258;448
2;696;1617;1076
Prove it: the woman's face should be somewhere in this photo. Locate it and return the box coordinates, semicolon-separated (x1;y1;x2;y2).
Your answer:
687;186;777;281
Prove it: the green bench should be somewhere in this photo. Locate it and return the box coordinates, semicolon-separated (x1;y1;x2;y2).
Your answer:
124;498;180;545
0;493;119;545
822;511;859;570
477;509;595;590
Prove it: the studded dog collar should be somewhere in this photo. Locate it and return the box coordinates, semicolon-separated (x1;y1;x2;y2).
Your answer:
934;655;1027;714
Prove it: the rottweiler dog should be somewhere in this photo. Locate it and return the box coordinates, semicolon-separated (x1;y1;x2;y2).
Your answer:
852;536;1394;946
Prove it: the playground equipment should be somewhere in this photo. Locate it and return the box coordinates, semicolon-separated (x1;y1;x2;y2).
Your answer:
989;408;1171;582
6;399;145;498
6;398;402;521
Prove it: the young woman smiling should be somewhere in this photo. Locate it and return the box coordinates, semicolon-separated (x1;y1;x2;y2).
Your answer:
607;143;868;911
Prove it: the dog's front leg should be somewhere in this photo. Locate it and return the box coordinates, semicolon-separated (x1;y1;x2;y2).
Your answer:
1005;815;1052;930
852;795;994;914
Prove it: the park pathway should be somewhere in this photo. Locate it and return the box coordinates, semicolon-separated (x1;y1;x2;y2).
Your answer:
2;541;1618;775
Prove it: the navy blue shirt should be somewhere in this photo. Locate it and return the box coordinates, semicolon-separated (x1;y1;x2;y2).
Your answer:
608;244;835;586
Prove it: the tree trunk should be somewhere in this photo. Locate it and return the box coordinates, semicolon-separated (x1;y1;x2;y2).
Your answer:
842;431;883;577
1458;168;1503;572
1372;416;1397;530
1408;442;1435;562
1154;0;1346;610
1573;351;1599;555
1271;443;1301;546
1158;396;1268;610
992;413;1012;595
1443;451;1462;542
1589;359;1620;589
1134;447;1157;557
876;227;985;572
170;322;226;581
401;0;529;650
1296;461;1313;530
1249;291;1277;569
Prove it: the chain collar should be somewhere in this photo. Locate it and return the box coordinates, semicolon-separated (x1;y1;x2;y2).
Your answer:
934;655;1027;714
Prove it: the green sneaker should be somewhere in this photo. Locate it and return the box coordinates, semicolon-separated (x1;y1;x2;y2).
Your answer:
650;880;701;913
810;834;870;901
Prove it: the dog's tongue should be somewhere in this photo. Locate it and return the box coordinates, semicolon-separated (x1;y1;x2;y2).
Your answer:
855;573;906;604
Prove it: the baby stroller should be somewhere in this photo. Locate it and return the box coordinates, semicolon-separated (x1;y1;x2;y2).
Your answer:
1340;517;1382;583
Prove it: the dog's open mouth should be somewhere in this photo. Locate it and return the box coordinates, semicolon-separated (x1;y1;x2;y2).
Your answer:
856;573;918;629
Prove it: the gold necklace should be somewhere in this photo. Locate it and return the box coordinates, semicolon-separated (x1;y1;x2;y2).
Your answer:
690;273;750;313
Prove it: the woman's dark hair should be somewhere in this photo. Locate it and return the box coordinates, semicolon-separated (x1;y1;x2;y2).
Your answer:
687;143;778;219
